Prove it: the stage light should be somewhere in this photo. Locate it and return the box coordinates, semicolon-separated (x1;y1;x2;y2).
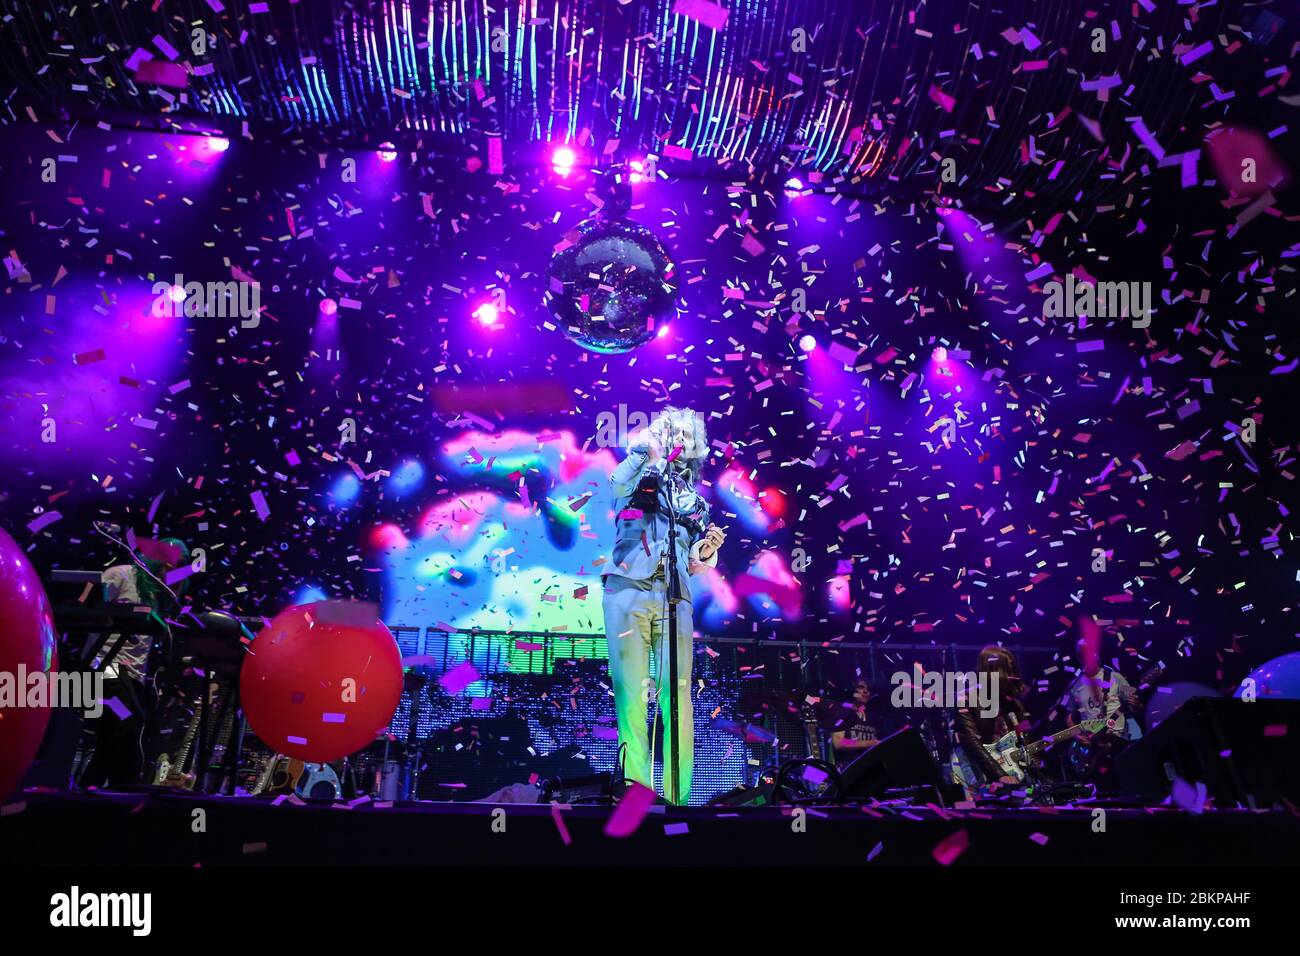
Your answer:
378;141;398;162
319;298;338;316
656;324;670;339
798;334;817;353
932;346;948;363
167;284;187;304
473;301;499;326
207;136;230;152
551;145;577;176
629;159;649;183
785;176;804;195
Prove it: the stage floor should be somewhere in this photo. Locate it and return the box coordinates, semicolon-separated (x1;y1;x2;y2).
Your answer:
3;788;1298;866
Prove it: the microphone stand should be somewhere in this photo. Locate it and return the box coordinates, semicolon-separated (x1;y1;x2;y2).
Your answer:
663;463;687;806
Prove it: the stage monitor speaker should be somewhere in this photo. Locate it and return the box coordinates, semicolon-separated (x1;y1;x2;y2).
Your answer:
1113;697;1300;807
837;725;949;803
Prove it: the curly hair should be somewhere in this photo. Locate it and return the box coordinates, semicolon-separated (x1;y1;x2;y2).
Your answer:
646;405;708;482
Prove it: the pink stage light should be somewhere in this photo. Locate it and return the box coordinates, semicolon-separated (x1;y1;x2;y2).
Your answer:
167;284;187;303
207;136;230;152
932;346;949;363
629;159;649;183
319;298;339;316
798;334;817;353
377;141;398;163
551;145;577;176
473;302;499;326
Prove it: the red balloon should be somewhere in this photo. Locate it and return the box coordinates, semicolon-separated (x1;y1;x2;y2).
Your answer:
0;526;58;804
240;602;403;763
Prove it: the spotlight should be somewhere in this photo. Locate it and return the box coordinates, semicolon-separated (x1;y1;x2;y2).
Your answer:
551;145;577;176
798;334;817;353
629;159;649;183
319;298;338;316
785;176;804;195
378;141;398;163
656;324;670;339
167;284;187;303
473;301;499;326
207;136;230;152
932;346;948;363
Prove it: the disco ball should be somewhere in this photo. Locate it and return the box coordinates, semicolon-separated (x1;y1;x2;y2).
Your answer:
544;214;679;354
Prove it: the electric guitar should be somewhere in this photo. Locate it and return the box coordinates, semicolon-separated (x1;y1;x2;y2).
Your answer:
1067;664;1165;776
983;718;1109;782
153;680;233;789
152;703;202;789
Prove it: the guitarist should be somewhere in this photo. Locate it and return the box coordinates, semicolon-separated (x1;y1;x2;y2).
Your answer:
953;646;1033;791
1064;636;1144;779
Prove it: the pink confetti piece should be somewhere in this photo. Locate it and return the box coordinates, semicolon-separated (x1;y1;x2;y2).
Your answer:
928;85;956;112
1029;832;1049;846
604;782;656;838
487;135;504;175
134;60;189;88
551;804;572;845
440;661;482;695
931;828;969;866
669;0;728;31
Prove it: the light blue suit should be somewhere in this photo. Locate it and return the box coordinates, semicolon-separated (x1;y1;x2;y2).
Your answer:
601;445;715;802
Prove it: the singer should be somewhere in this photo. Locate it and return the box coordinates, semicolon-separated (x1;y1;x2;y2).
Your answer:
602;406;726;804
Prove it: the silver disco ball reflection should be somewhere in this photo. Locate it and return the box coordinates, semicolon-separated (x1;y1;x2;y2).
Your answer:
544;215;679;354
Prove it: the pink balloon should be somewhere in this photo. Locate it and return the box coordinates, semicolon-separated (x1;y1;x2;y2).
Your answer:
0;526;58;804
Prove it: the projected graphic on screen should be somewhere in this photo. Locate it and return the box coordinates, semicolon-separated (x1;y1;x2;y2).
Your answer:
353;428;807;674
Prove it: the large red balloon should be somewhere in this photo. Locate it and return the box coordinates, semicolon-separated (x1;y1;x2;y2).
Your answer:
240;602;403;763
0;526;58;804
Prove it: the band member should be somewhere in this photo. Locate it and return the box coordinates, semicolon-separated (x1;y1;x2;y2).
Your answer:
79;537;190;788
952;645;1032;790
1065;636;1143;735
831;679;879;765
1064;636;1144;779
601;407;726;803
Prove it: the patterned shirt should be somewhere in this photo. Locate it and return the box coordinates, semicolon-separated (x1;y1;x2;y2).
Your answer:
95;565;153;682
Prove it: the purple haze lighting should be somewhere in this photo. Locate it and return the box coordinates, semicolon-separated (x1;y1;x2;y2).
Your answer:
473;302;499;326
377;141;398;162
798;334;817;353
932;346;949;363
551;145;577;176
